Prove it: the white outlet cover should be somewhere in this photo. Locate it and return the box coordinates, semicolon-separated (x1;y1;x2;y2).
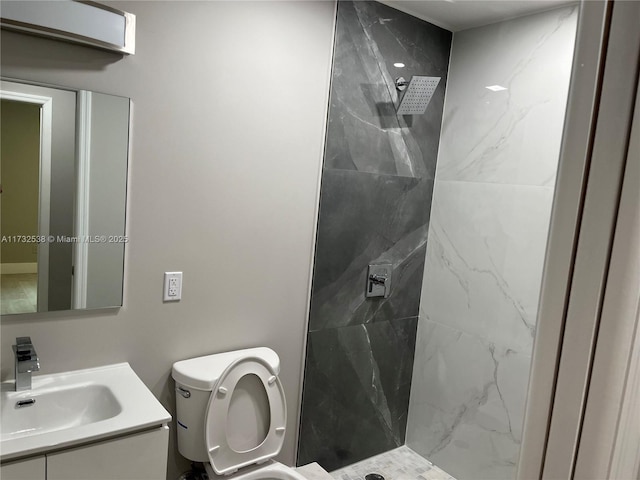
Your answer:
163;272;182;302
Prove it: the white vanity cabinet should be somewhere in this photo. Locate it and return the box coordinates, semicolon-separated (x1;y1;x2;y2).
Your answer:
0;455;46;480
47;426;169;480
1;426;168;480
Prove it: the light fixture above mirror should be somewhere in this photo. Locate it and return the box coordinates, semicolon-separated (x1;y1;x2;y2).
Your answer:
0;1;135;55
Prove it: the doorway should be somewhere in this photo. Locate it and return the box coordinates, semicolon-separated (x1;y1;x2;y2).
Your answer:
0;91;52;314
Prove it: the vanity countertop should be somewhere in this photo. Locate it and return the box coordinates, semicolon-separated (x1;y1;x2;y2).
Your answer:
0;363;171;462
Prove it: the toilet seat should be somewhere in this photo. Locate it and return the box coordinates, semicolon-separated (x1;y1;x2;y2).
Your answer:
204;460;310;480
205;356;287;475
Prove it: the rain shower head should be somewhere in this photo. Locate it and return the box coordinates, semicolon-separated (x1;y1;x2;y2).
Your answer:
395;76;441;115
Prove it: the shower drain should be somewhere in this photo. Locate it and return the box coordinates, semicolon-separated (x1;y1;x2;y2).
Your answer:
365;474;385;480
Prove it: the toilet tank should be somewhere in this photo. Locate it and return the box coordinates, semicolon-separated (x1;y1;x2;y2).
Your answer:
171;347;280;462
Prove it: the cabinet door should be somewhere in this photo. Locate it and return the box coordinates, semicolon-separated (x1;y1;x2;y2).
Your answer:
47;426;169;480
0;456;46;480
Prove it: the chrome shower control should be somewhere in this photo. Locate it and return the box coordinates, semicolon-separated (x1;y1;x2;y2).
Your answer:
366;264;392;298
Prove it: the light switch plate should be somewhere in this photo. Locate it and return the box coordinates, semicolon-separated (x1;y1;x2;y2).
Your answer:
163;272;182;301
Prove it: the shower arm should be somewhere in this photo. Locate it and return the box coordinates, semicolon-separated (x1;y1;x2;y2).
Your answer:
395;77;409;91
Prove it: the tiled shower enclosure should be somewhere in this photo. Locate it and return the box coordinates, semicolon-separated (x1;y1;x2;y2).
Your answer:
297;1;451;471
298;1;577;478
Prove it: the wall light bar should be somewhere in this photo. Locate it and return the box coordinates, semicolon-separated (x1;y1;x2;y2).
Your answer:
0;1;136;55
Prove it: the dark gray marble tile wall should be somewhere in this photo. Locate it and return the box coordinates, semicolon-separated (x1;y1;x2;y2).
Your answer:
298;0;451;471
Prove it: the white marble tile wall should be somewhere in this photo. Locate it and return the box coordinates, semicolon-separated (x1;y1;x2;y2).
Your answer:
406;7;578;480
435;6;577;187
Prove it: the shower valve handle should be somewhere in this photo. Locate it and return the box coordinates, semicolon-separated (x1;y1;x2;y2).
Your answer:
369;274;387;285
366;264;392;298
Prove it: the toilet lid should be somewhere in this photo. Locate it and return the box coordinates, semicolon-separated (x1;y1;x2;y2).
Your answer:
205;355;287;475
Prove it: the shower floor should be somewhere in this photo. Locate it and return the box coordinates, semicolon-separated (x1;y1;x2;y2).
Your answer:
329;446;455;480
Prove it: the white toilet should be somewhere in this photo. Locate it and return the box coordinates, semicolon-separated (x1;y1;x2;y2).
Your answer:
172;347;308;480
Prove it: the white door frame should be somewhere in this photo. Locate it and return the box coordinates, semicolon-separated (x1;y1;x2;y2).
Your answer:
0;89;53;312
573;37;640;480
72;90;92;309
517;1;611;474
518;1;640;478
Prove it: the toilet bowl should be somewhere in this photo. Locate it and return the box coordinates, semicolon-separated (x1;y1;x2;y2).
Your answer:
172;348;305;480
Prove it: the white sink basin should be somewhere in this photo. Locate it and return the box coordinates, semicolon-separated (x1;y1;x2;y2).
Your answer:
1;384;122;441
0;363;171;461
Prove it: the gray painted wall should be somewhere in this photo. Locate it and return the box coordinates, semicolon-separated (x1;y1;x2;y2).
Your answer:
0;2;335;477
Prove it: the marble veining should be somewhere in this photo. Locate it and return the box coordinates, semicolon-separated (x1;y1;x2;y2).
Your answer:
407;7;577;480
299;318;418;471
407;321;531;480
310;170;433;331
329;446;455;480
300;0;451;471
325;0;451;178
419;180;553;352
436;7;577;186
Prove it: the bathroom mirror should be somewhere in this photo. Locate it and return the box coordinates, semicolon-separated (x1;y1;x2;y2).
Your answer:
0;78;130;315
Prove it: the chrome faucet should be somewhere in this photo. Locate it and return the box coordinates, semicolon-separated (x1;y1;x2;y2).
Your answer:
13;337;40;391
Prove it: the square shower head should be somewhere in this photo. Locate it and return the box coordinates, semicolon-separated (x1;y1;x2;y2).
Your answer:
396;76;441;115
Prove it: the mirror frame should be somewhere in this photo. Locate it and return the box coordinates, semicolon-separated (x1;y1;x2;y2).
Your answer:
1;77;131;315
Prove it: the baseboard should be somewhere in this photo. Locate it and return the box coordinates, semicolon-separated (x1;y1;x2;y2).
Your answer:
0;262;38;274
